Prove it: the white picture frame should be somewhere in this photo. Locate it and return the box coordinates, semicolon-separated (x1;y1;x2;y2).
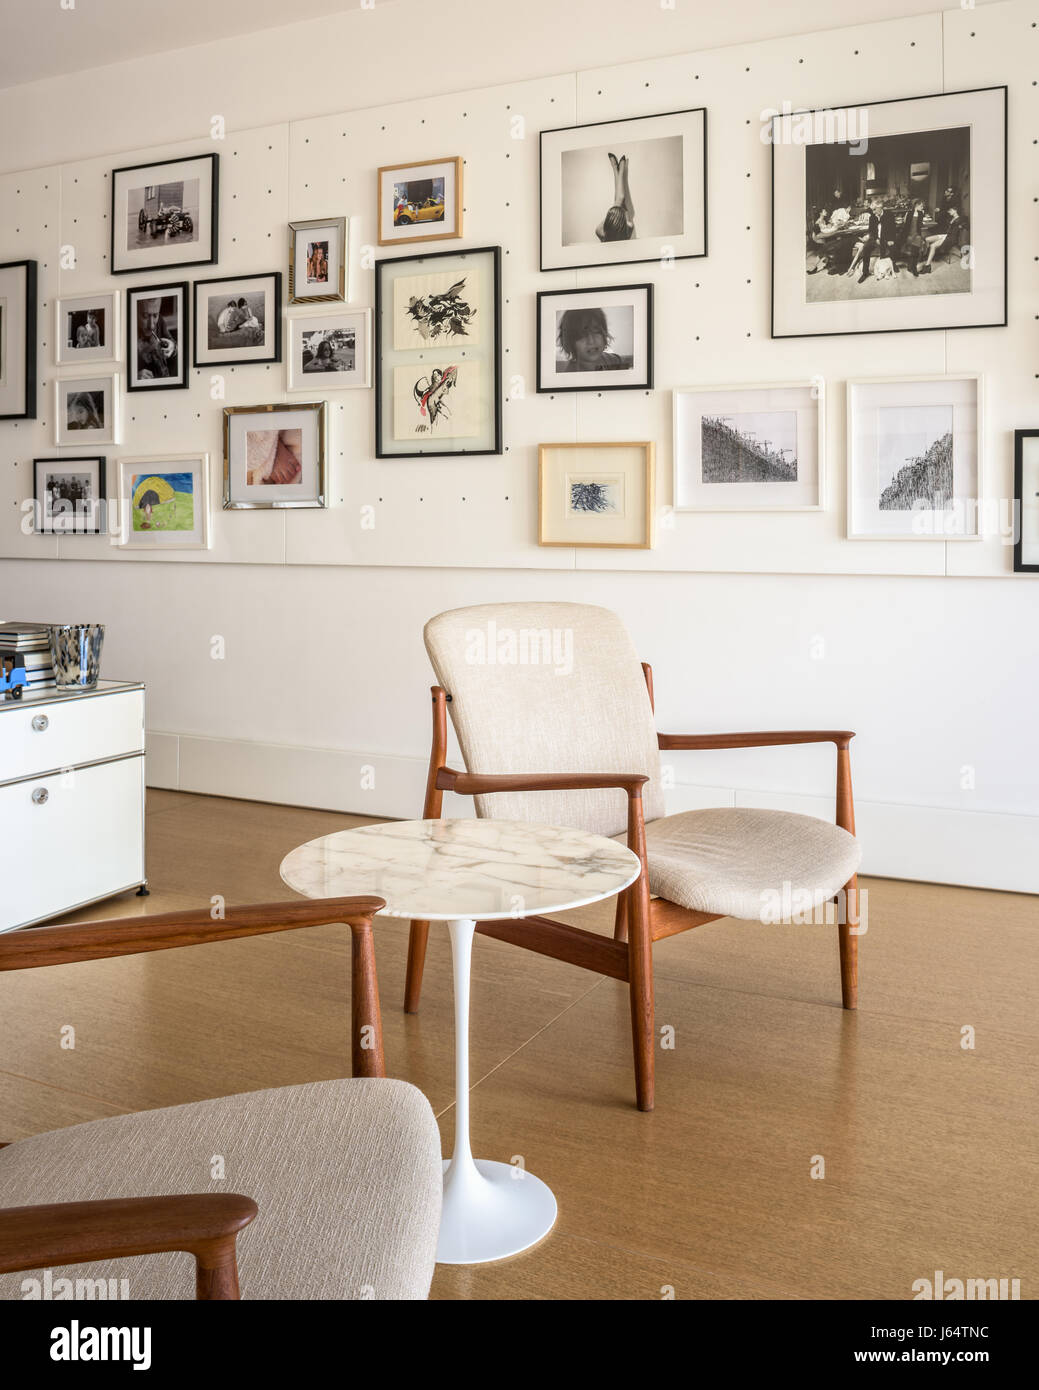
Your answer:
115;452;210;550
54;373;120;446
288;309;371;391
54;291;120;366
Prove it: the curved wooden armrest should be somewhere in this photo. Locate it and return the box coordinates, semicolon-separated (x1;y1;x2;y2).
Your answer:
435;767;649;796
0;1193;258;1299
658;730;856;751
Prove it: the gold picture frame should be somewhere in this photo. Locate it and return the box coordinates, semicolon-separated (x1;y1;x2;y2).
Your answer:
538;441;655;549
377;156;463;246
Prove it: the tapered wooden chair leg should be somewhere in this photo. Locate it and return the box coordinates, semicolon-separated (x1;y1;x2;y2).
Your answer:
404;920;430;1014
627;883;655;1111
350;918;385;1077
838;873;859;1010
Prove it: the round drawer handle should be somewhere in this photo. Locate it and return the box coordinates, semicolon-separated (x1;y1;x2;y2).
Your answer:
31;787;49;805
31;714;49;732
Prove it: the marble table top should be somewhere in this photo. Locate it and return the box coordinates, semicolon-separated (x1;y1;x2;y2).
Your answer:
279;818;641;921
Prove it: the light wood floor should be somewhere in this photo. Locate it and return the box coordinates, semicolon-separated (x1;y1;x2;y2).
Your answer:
4;789;1037;1300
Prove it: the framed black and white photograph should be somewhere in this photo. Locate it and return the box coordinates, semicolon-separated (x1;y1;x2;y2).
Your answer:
110;152;218;275
538;442;655;548
33;456;106;534
55;290;119;366
674;382;824;511
536;284;652;393
54;374;119;447
1013;430;1039;573
0;259;37;420
772;87;1006;338
375;244;501;458
846;375;982;539
193;272;281;368
378;157;462;246
288;309;370;391
540;109;707;272
127;282;188;390
288;217;347;304
223;401;328;509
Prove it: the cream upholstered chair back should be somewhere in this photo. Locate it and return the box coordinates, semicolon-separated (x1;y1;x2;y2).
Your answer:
423;602;665;838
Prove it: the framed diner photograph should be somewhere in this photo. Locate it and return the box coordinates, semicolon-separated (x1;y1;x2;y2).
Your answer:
288;217;346;304
0;259;37;420
537;283;652;393
54;373;119;447
223;401;328;509
673;381;824;511
1013;430;1039;573
55;290;119;366
378;156;463;246
539;109;707;271
193;272;282;368
846;374;982;540
116;453;210;549
772;86;1007;339
288;309;370;391
538;441;655;548
110;152;219;275
126;282;188;391
33;456;106;535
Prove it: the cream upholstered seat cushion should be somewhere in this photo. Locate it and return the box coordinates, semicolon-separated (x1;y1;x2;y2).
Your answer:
616;808;862;920
425;602;665;839
0;1078;441;1301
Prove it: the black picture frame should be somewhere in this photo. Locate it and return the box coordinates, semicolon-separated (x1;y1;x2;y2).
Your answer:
33;456;106;535
1013;430;1039;574
109;152;219;276
126;281;190;392
770;86;1007;340
192;272;283;368
536;283;653;393
0;259;37;420
374;244;502;459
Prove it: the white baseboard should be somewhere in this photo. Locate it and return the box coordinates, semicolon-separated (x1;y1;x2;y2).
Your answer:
144;731;1039;896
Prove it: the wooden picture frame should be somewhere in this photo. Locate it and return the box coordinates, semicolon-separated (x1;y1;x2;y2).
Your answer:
538;441;655;548
110;152;219;275
378;156;463;246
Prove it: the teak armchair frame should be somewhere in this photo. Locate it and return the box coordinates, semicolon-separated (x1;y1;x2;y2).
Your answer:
0;895;385;1299
405;668;858;1113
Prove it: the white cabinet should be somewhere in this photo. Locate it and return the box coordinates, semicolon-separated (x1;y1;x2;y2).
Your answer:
0;680;146;932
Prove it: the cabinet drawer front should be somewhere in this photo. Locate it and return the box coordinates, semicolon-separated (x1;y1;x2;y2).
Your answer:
1;756;145;931
0;690;144;784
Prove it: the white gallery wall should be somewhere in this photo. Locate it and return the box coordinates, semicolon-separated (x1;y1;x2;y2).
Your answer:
0;0;1036;892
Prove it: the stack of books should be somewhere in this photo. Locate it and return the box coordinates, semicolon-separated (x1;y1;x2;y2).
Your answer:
0;622;55;692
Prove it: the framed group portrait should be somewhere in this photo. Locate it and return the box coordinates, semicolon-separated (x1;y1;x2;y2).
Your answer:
0;259;37;420
378;156;462;246
193;272;282;368
536;284;652;393
126;282;188;391
289;217;346;304
55;290;119;366
223;400;328;509
110;152;219;275
33;456;106;535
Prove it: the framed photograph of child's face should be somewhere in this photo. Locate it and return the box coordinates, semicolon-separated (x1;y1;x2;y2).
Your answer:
537;284;652;393
288;310;370;391
772;86;1006;338
539;109;707;272
127;282;188;391
0;259;37;420
116;453;210;549
33;456;106;535
193;272;281;368
289;218;346;304
54;374;119;446
110;153;219;275
674;382;824;512
378;157;463;246
223;401;328;508
538;442;655;548
55;291;119;366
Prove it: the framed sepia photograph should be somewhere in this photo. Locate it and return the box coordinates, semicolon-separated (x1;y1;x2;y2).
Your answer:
540;109;707;272
288;309;370;391
772;87;1006;338
193;272;281;368
537;283;653;392
378;156;463;245
0;259;37;420
223;401;328;508
374;244;501;458
33;456;106;535
846;374;982;539
54;373;119;447
127;282;188;390
1013;430;1039;573
116;453;210;549
538;441;655;548
110;152;218;275
673;381;824;511
55;290;119;366
288;217;346;304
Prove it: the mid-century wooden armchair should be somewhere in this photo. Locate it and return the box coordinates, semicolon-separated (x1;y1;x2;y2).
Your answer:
405;602;862;1113
0;898;442;1300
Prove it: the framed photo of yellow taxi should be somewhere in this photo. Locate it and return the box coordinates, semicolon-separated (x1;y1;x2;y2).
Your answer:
378;157;463;246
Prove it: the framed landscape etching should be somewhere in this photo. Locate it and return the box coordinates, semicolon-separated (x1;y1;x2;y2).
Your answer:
33;456;106;535
378;157;462;246
674;382;824;511
0;259;37;420
54;374;119;447
538;442;655;548
116;453;210;549
288;309;370;391
540;109;707;271
771;86;1006;338
846;374;982;539
537;284;653;393
110;153;218;275
288;217;346;304
1013;430;1039;573
55;290;119;366
223;401;328;508
194;272;282;368
374;244;501;458
127;282;188;390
